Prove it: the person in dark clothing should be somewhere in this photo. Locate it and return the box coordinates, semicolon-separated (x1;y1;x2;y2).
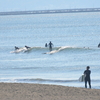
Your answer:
84;66;91;88
25;45;31;49
45;43;48;47
15;46;19;50
48;41;54;51
98;43;100;48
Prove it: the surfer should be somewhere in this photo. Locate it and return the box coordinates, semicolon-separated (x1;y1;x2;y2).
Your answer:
48;41;54;51
15;46;19;50
25;45;31;49
45;43;48;47
84;66;91;88
98;43;100;48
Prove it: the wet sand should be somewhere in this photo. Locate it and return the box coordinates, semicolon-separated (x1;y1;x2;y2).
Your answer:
0;83;100;100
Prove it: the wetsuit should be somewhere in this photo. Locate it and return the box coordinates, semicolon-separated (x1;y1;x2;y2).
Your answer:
98;43;100;48
48;42;53;51
84;69;91;88
15;46;19;50
25;46;30;49
45;43;47;47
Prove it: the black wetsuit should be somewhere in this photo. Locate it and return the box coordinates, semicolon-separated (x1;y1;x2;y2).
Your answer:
48;42;53;51
98;43;100;48
84;69;91;88
25;46;30;49
15;46;19;50
45;43;47;47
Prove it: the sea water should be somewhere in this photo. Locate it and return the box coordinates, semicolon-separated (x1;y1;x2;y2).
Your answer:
0;12;100;89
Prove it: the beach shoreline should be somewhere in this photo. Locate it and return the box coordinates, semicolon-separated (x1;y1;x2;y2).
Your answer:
0;83;100;100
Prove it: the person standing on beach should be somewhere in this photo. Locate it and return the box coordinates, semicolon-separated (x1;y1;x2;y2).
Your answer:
48;41;54;51
84;66;91;88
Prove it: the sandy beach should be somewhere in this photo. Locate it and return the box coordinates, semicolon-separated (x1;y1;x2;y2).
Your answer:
0;83;100;100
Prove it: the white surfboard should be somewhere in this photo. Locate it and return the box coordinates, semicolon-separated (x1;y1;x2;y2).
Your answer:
79;74;85;82
10;47;27;53
24;47;33;52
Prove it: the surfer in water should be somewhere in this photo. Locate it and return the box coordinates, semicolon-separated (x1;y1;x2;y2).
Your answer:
15;46;19;50
84;66;91;88
98;43;100;48
48;41;54;51
45;43;48;47
25;45;31;49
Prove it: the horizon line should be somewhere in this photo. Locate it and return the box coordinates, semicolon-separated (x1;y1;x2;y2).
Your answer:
0;7;100;16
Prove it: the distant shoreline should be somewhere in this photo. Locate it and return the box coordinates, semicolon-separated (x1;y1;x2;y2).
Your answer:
0;8;100;16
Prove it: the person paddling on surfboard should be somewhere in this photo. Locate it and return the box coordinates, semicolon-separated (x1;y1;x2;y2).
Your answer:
48;41;54;51
84;66;91;88
15;46;19;50
25;45;31;49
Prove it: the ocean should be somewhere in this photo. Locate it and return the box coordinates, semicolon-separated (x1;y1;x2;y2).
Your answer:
0;12;100;89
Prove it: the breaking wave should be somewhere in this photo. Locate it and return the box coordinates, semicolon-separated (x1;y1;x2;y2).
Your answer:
10;46;98;54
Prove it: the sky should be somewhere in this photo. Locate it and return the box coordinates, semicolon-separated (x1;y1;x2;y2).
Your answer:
0;0;100;12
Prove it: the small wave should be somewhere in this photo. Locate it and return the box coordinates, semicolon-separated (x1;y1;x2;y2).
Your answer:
44;46;95;54
10;46;48;53
0;78;78;83
10;46;99;54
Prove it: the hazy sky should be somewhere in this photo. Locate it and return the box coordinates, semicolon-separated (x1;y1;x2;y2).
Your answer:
0;0;100;12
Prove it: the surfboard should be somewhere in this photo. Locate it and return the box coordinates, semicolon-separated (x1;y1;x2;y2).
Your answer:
79;74;85;82
10;47;27;53
24;47;32;52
